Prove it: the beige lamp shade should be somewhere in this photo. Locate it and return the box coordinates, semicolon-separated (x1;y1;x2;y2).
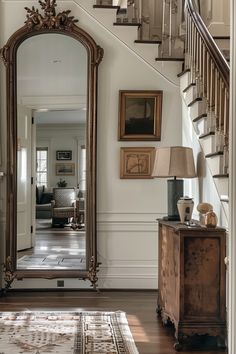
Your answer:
152;146;196;178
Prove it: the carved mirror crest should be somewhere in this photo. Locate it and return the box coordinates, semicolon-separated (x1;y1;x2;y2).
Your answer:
1;0;103;288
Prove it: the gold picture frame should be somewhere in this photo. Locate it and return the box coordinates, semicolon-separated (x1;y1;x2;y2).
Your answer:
118;90;163;141
56;163;75;176
120;147;155;179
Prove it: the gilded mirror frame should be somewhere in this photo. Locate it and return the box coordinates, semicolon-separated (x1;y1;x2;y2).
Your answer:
0;0;103;288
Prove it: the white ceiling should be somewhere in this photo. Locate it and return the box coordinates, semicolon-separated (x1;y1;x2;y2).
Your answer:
17;33;87;123
34;109;86;125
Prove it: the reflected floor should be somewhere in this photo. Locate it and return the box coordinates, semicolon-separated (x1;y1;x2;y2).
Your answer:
17;219;86;270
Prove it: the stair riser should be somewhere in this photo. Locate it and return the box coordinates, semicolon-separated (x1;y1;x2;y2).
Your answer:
221;201;229;220
200;135;216;155
180;71;191;92
214;38;230;51
184;85;197;106
134;42;161;58
194;115;217;136
194;118;208;136
207;156;224;176
190;100;207;120
214;178;229;198
112;25;140;44
91;7;119;24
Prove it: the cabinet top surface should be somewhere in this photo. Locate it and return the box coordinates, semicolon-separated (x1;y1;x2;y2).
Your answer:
158;219;226;233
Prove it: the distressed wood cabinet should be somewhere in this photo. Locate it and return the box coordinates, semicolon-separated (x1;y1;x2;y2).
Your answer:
157;220;227;350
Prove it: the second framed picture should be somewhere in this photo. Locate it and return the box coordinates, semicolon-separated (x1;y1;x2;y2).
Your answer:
118;90;163;141
120;147;155;179
56;163;75;176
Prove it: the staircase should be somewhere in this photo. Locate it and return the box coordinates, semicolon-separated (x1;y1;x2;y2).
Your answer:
181;0;230;223
82;0;230;223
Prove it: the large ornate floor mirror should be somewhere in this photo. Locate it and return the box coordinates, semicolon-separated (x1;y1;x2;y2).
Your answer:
1;0;103;288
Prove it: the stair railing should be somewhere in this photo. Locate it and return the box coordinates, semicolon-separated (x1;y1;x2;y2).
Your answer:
185;0;230;173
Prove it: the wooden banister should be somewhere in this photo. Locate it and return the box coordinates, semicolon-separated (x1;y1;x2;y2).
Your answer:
186;0;229;88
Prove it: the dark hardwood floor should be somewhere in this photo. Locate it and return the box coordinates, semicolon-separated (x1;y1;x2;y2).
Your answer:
0;290;227;354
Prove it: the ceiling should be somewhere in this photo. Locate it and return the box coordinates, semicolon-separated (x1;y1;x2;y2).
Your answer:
17;33;87;123
34;109;86;125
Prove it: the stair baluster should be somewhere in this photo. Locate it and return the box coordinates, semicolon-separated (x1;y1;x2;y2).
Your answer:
184;0;229;174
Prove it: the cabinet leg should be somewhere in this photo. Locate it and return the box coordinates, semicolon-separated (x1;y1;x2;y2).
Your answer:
173;342;183;351
156;305;161;316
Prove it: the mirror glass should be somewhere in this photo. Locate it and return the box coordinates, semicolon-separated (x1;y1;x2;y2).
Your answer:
16;33;88;270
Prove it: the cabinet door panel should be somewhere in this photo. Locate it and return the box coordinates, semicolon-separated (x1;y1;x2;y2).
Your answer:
183;237;220;317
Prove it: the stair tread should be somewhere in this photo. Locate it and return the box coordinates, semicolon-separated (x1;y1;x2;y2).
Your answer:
135;40;161;44
213;36;230;40
113;22;141;27
199;131;215;139
213;173;229;178
183;83;196;93
93;5;119;9
155;57;184;62
205;151;224;158
177;68;190;77
187;97;202;107
192;113;207;122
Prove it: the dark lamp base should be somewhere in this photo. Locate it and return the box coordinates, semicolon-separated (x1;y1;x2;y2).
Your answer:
167;178;184;220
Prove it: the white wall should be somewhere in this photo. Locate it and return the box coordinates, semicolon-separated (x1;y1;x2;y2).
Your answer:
0;0;182;289
36;124;85;188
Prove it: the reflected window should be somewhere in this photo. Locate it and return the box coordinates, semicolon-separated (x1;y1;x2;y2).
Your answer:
36;147;48;187
80;145;86;191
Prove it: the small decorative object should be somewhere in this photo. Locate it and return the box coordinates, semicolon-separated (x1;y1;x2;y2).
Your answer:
177;196;194;224
120;147;155;179
118;90;163;141
205;209;218;228
56;150;72;160
197;202;213;214
57;178;67;187
197;202;213;225
56;163;75;176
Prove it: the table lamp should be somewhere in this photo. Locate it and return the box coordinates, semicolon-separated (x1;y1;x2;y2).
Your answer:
152;146;196;220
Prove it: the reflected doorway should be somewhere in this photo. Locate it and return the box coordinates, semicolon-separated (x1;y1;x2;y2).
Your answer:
17;112;87;270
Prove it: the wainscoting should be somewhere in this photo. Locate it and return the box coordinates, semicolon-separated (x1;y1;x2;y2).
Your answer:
97;212;163;289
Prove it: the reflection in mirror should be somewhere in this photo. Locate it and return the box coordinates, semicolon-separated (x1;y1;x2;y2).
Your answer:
1;0;103;286
16;34;87;270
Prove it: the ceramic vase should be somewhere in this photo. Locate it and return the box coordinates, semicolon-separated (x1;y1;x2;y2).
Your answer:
204;210;218;228
177;197;194;224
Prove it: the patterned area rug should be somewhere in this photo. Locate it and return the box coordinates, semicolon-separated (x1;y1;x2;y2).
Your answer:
0;311;139;354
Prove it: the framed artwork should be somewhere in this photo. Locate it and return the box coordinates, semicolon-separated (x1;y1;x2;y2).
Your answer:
118;90;163;141
56;150;72;160
120;147;155;179
56;163;75;176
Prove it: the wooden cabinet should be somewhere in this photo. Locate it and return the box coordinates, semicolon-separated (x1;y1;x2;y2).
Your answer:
157;220;227;350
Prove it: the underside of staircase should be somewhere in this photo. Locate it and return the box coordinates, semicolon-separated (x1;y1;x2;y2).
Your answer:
89;0;230;224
